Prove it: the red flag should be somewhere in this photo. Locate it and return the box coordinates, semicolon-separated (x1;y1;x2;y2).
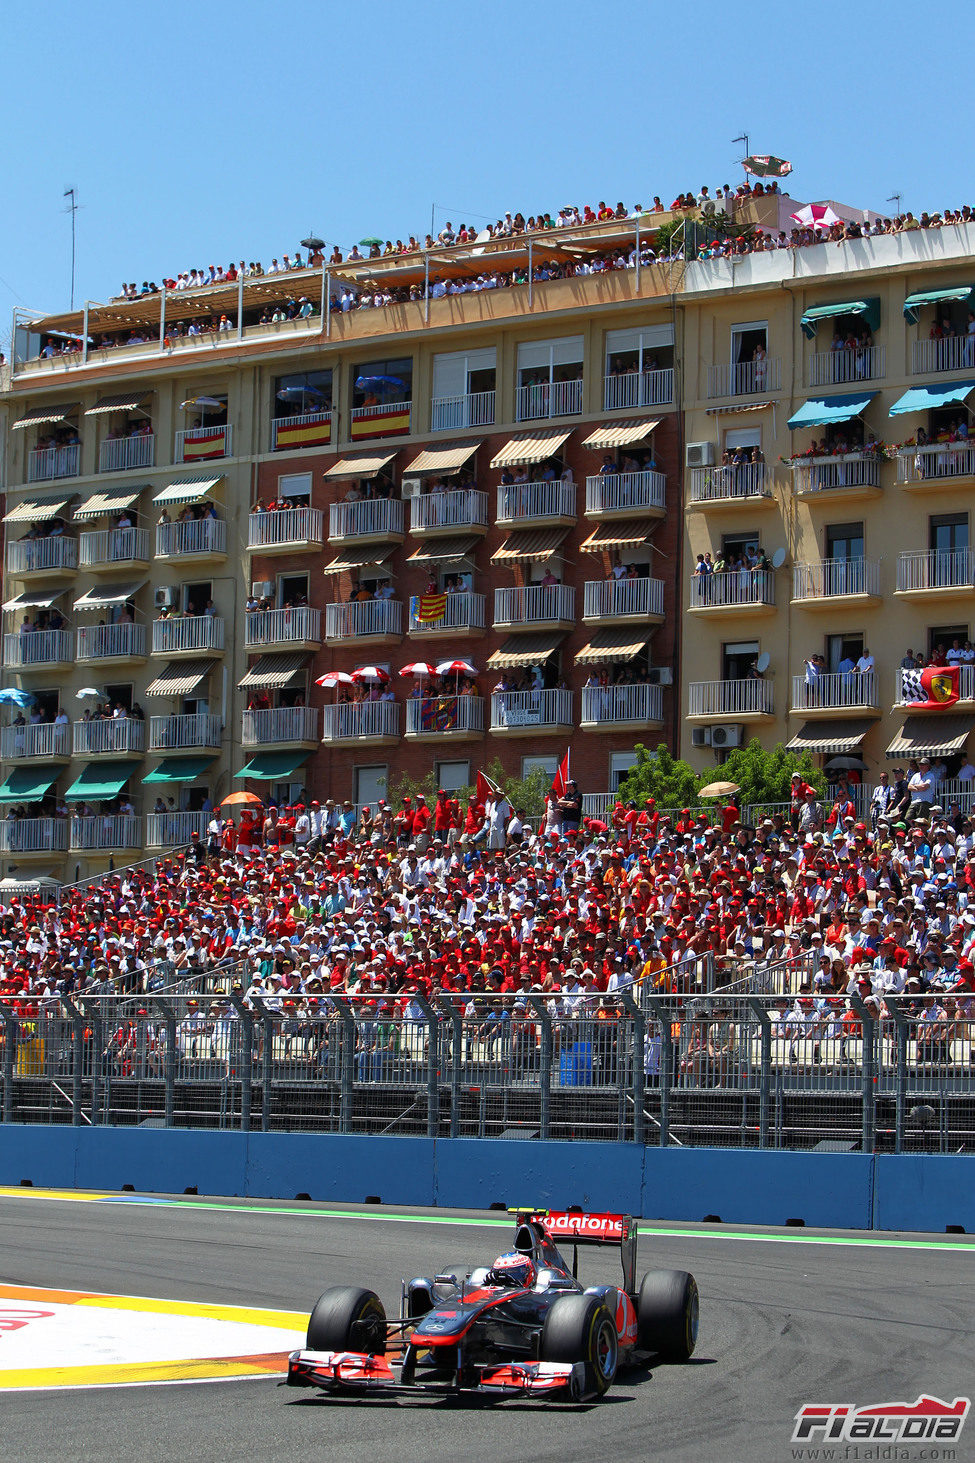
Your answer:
902;665;960;709
550;750;570;800
476;769;501;803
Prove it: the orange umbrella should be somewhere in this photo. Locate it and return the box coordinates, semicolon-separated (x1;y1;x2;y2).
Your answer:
221;790;264;808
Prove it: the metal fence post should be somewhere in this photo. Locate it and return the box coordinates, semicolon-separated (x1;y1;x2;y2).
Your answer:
850;992;876;1152
2;1005;16;1124
249;996;273;1134
81;998;103;1126
61;996;85;1127
411;996;440;1139
330;996;355;1134
657;1007;675;1148
229;994;253;1133
747;998;772;1148
527;996;553;1140
153;998;176;1128
883;997;909;1154
434;996;463;1138
616;992;645;1145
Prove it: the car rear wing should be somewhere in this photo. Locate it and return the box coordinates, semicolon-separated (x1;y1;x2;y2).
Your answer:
509;1209;638;1294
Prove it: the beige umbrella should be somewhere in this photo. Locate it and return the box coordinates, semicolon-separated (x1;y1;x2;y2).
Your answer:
699;780;739;798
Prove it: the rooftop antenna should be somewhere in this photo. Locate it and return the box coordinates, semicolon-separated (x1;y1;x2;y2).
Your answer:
63;186;79;309
732;133;749;165
887;192;902;216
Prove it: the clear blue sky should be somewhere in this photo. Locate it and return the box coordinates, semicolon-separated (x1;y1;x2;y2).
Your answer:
1;0;968;354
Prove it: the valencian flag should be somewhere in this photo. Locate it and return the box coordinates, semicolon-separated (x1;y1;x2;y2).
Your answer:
901;665;960;709
550;749;570;800
743;155;793;178
417;592;447;623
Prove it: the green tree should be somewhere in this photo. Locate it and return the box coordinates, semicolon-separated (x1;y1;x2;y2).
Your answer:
482;755;550;818
718;740;825;809
615;743;702;809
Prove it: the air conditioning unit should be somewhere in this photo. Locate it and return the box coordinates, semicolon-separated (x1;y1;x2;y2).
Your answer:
251;580;273;599
710;723;743;749
686;441;715;469
401;477;423;499
154;586;177;609
655;667;674;686
691;727;711;747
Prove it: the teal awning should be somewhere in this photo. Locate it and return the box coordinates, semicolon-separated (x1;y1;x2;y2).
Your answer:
889;381;975;416
800;297;880;339
235;751;308;781
63;760;140;802
903;286;975;324
0;769;56;803
142;756;215;784
788;391;877;430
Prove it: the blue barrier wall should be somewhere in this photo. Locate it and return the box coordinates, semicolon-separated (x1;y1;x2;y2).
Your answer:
0;1126;972;1232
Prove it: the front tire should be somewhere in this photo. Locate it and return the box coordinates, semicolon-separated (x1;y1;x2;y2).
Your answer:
540;1293;618;1395
636;1269;698;1360
306;1285;386;1352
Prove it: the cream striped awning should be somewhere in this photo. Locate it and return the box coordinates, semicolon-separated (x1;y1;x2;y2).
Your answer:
238;653;309;690
490;528;568;564
404;441;479;475
2;589;65;612
581;520;656;552
11;402;78;430
582;419;660;450
323;452;396;479
73;582;146;611
407;536;480;564
84;391;150;416
575;628;651;664
323;545;395;574
145;659;216;696
885;715;973;760
73;486;144;520
152;474;224;506
786;719;871;756
3;493;74;524
489;429;571;469
487;632;565;669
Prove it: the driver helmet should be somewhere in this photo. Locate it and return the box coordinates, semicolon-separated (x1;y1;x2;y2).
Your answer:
486;1251;537;1289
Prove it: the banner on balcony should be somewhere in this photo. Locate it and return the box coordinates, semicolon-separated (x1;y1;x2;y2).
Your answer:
420;696;459;733
350;406;411;440
183;429;227;461
901;665;960;709
417;592;447;623
275;417;331;450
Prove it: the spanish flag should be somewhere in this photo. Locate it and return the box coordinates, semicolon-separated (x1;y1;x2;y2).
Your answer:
417;592;447;623
351;406;411;440
183;429;227;461
275;417;332;450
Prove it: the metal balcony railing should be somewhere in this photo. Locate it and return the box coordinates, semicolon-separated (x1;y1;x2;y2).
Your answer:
496;480;576;523
244;605;321;648
27;443;80;482
912;335;975;375
324;600;403;640
515;379;583;421
585;470;666;515
706;357;781;397
79;527;150;567
581;683;663;725
69;815;142;852
896;443;975;484
688;463;770;503
270;410;334;450
98;434;155;472
242;705;320;745
408;591;485;634
897;547;975;592
808;345;885;387
792;671;877;712
792;558;881;600
0;818;68;854
155;519;227;557
2;630;73;668
76;623;147;661
151;616;225;654
247;507;323;548
145;811;205;847
329;498;404;540
0;723;69;759
688;679;773;716
792;454;882;494
602;369;674;410
72;718;146;755
6;537;77;575
689;570;775;609
493;584;575;627
349;400;412;435
583;578;664;618
894;665;975;705
405;695;484;735
321;701;400;741
410;490;488;532
490;688;572;730
430;391;496;432
148;713;222;751
174;423;233;461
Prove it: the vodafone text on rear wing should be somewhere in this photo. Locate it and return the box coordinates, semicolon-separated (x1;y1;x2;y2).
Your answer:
509;1209;638;1294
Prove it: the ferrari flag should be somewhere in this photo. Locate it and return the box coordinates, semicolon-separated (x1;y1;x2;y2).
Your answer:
900;665;960;709
417;592;447;623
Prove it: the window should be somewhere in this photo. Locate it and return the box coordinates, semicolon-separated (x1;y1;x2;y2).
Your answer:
181;394;227;427
277;572;308;608
271;779;305;808
825;633;863;674
431;349;497;429
928;624;968;658
721;530;761;560
277;472;312;504
826;523;864;561
610;751;638;791
522;755;558;779
273;370;332;419
104;682;134;711
354;765;387;807
722;640;758;680
724;426;762;453
604;326;674;407
182;580;211;615
516;336;584;419
351;358;412;409
435;760;470;792
730;321;768;366
930;514;968;552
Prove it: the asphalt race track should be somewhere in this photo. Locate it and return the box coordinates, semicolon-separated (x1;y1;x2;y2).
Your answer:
1;1192;974;1463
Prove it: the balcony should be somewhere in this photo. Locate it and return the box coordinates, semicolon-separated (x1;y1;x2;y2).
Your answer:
324;599;403;647
912;336;975;375
688;570;775;615
706;358;781;398
270;409;334;451
896;547;975;599
408;591;485;638
493;584;575;631
69;815;142;853
6;536;78;579
688;463;772;507
791;558;882;608
409;489;489;536
405;694;485;741
174;423;233;463
580;683;664;730
808;346;885;387
602;369;674;411
244;605;322;652
583;577;664;624
0;818;68;856
895;664;975;707
897;443;975;487
430;391;496;432
242;705;320;748
495;480;576;527
146;810;206;848
247;507;323;553
151;615;225;656
2;630;73;671
328;498;405;545
792;453;883;500
72;718;146;756
321;700;400;745
148;713;222;753
349;401;412;440
584;470;666;519
76;622;147;665
79;526;151;572
98;433;155;473
27;443;80;483
155;518;228;563
515;379;583;422
687;679;773;720
490;688;573;735
791;671;879;716
0;723;69;762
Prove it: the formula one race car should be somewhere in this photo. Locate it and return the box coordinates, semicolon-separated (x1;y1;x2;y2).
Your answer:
285;1208;698;1403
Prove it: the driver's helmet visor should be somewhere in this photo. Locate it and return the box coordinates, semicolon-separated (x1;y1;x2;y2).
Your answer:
488;1252;536;1288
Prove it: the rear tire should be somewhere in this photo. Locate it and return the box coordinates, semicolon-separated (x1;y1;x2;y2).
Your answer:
540;1293;618;1395
306;1285;386;1353
636;1269;698;1360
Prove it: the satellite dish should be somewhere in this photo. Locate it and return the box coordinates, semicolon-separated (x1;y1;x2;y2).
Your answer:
771;547;787;569
756;651;771;673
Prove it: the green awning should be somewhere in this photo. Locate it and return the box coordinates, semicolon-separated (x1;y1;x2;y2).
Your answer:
63;760;140;802
888;381;975;415
800;298;880;339
788;391;877;430
235;751;308;780
0;769;57;803
142;756;215;784
903;286;975;324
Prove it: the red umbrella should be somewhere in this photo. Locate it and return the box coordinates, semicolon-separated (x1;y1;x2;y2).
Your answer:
399;662;438;678
351;665;391;684
315;671;355;687
436;659;477;677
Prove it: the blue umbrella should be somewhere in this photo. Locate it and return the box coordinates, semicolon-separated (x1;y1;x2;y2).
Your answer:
355;375;405;397
276;385;324;405
0;688;35;708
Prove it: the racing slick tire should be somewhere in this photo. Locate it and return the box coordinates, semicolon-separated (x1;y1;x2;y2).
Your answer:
540;1293;618;1395
306;1286;386;1353
636;1269;699;1361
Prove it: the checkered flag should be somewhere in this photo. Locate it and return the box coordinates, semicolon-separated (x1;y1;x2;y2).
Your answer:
900;667;923;704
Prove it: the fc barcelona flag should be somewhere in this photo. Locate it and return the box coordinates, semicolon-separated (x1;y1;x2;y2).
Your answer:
183;428;227;461
901;665;960;709
417;592;447;623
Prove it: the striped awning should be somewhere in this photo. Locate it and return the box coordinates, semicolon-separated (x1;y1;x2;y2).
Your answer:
407;536;480;564
145;659;216;696
786;719;872;755
2;589;64;612
705;401;773;416
84;391;150;416
3;493;74;524
323;546;395;574
489;429;572;469
404;441;479;476
487;632;565;669
142;755;215;784
582;419;660;450
491;528;568;564
152;474;224;506
885;714;974;760
73;486;144;520
238;653;309;690
581;520;656;553
575;628;652;664
323;452;396;479
11;403;78;430
73;582;146;612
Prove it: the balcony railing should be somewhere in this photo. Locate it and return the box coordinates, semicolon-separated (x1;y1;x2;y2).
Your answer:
405;695;484;735
324;600;403;640
247;507;323;549
494;584;575;627
329;498;404;540
491;688;573;730
408;592;485;635
151;615;225;654
242;705;320;746
688;463;770;503
244;605;321;649
69;815;142;852
27;443;80;482
689;570;775;609
515;378;583;422
145;811;206;847
6;536;77;575
583;577;664;619
155;518;227;558
897;547;975;592
792;671;878;712
270;410;334;451
174;423;233;462
581;683;663;725
148;713;222;752
98;433;155;472
792;558;881;600
895;665;975;705
912;335;975;375
602;369;674;411
349;400;412;437
76;622;147;662
0;723;69;760
0;818;68;854
808;346;885;387
585;470;666;515
791;453;882;494
410;489;488;533
688;679;773;716
79;526;150;567
321;701;400;742
72;718;146;755
496;480;576;524
896;443;975;484
430;391;496;432
2;630;73;668
706;357;781;398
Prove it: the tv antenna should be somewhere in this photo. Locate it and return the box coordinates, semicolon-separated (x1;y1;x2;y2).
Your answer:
886;192;902;216
63;186;79;309
732;133;750;164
